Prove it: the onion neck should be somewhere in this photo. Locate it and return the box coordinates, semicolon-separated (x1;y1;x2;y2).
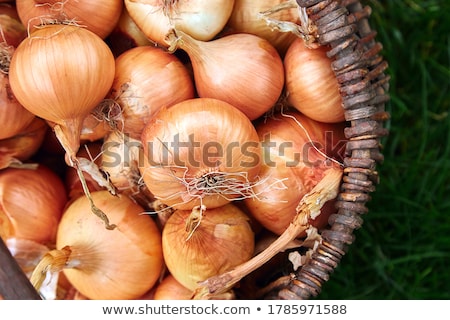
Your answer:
52;117;83;165
166;29;204;61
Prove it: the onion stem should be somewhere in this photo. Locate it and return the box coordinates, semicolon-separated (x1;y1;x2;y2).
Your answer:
54;123;116;230
257;1;318;47
30;246;72;293
193;166;343;299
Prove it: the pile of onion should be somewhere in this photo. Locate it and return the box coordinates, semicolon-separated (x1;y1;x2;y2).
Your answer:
0;0;354;301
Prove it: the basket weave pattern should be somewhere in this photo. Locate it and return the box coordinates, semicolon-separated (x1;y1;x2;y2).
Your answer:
263;0;390;300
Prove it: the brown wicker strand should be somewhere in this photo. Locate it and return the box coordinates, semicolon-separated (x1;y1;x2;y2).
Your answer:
272;0;389;300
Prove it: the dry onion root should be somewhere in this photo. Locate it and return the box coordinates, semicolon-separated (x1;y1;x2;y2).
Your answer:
8;23;117;229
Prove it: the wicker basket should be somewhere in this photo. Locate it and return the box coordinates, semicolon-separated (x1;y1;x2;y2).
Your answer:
0;0;389;300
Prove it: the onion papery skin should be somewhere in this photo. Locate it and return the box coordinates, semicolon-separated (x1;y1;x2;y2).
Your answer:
57;190;163;300
110;45;195;140
8;24;115;155
227;0;299;57
162;203;255;291
0;164;67;245
0;3;27;48
0;117;48;169
284;38;345;123
0;4;33;140
0;46;36;140
124;0;235;47
79;111;111;143
153;274;193;300
15;0;123;39
106;6;152;57
139;98;262;211
244;111;345;235
176;32;285;121
101;130;155;208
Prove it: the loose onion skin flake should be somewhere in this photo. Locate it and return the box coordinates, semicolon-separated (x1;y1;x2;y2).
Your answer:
162;204;255;291
139;97;262;211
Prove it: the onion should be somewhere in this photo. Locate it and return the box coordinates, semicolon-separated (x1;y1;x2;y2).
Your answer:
0;3;27;48
139;97;262;211
30;190;164;300
9;24;115;158
227;0;300;56
101;130;154;209
169;31;285;120
0;164;67;245
244;110;346;235
124;0;235;47
153;274;193;300
106;6;152;57
109;45;195;140
9;23;116;228
15;0;123;39
0;3;32;139
284;38;345;123
162;203;255;291
0;117;47;169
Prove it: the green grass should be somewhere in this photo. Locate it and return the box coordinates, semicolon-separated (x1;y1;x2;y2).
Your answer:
316;0;450;300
